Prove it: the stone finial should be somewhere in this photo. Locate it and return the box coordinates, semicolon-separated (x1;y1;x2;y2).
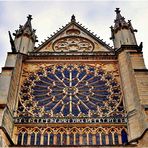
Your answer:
27;14;32;20
71;14;76;22
115;8;120;14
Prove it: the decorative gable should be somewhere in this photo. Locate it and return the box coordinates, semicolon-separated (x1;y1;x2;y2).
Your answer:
35;16;113;53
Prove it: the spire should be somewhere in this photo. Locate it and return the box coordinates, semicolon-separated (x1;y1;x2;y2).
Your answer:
110;8;137;49
13;14;37;42
71;14;76;22
114;8;128;30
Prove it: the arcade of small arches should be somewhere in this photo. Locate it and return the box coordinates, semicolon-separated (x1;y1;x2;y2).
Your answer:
15;126;128;146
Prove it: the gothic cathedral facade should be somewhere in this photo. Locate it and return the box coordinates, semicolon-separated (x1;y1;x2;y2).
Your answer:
0;9;148;147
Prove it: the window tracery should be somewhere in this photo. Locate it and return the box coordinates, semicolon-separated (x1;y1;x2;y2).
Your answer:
16;126;128;146
17;64;124;118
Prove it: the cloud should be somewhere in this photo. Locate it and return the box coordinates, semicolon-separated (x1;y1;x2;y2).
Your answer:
0;1;148;72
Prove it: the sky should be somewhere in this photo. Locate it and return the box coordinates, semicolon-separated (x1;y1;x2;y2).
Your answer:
0;0;148;72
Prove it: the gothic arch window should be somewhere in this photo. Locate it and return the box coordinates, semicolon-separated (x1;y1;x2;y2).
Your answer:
17;133;22;145
121;129;128;144
108;132;113;145
30;133;35;145
114;133;119;145
43;133;48;145
23;132;28;145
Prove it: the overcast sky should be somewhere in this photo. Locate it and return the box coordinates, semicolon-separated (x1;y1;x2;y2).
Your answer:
0;0;148;72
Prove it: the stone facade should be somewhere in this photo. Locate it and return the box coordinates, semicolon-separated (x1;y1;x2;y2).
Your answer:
0;9;147;147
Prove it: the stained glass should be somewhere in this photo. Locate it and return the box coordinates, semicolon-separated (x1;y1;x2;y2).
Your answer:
18;64;124;117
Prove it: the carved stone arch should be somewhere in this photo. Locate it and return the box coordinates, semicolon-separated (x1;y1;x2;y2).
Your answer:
69;127;80;134
82;127;93;133
18;127;29;133
108;127;119;134
31;127;41;133
56;127;67;133
96;127;107;134
43;127;54;134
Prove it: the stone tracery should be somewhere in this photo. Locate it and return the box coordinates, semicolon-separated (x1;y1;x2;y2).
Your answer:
17;64;124;118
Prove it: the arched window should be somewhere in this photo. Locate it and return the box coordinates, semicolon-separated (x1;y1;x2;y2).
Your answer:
89;133;93;145
50;133;54;145
17;132;22;145
23;132;28;145
30;133;35;145
83;133;87;145
96;133;100;145
62;133;67;145
101;133;106;145
57;133;61;145
36;132;41;145
70;133;74;145
121;129;128;144
114;133;119;144
43;133;48;145
76;133;79;145
108;132;113;145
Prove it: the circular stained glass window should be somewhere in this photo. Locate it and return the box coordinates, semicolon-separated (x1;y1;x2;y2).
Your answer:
19;64;123;117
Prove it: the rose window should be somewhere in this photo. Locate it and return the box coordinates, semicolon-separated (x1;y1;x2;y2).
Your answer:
18;64;124;117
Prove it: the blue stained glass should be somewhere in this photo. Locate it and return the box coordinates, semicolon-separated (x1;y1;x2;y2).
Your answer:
17;133;22;145
70;133;74;145
96;133;100;145
23;133;28;145
89;133;93;145
72;79;78;86
101;133;106;145
63;104;70;116
50;133;54;145
78;65;85;69
121;130;128;144
20;64;123;118
37;71;44;76
43;133;48;145
88;67;95;72
32;85;48;91
114;133;119;145
53;104;62;113
37;99;51;106
83;134;87;145
39;76;52;84
83;74;94;81
30;133;35;145
34;81;49;86
55;70;63;79
63;79;69;86
63;97;69;103
72;104;79;116
36;133;41;145
47;102;56;109
63;69;70;78
72;69;78;78
32;90;49;96
57;65;63;70
109;133;113;145
63;133;67;145
57;133;61;145
76;133;79;145
47;73;57;80
79;103;88;114
78;70;86;80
